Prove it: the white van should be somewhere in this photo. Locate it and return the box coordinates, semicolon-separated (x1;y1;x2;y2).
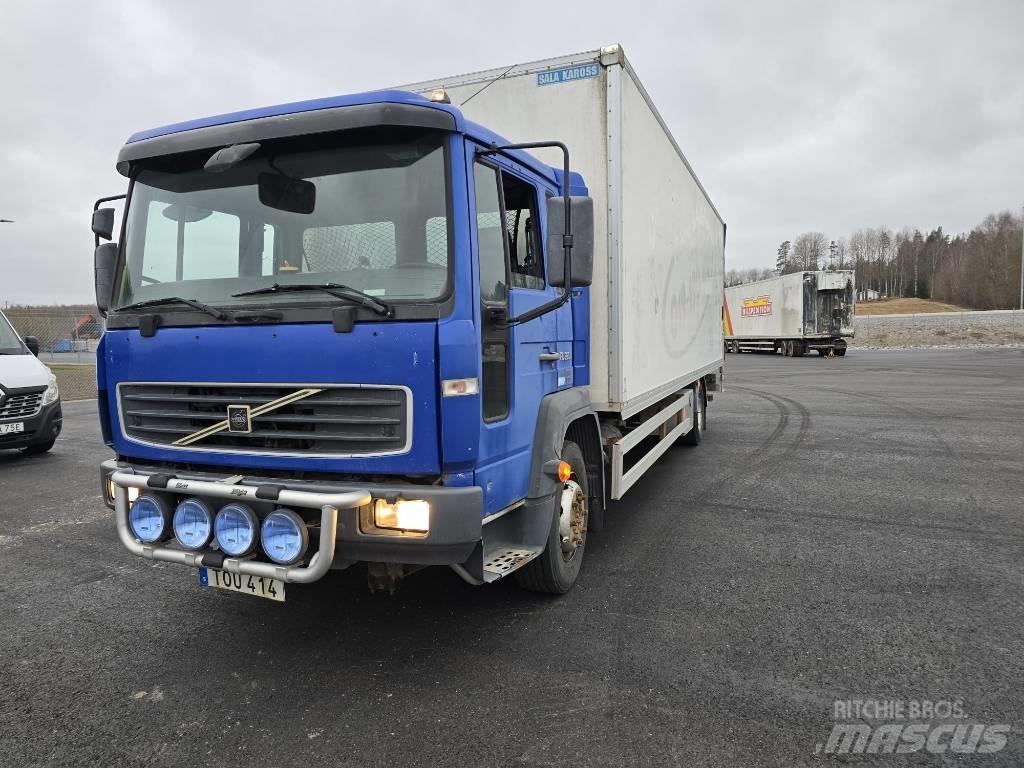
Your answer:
0;309;62;454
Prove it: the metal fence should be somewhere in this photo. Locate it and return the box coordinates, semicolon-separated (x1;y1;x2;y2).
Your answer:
4;311;103;365
5;310;101;400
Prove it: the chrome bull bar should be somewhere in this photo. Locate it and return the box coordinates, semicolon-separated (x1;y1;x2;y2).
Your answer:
111;470;370;584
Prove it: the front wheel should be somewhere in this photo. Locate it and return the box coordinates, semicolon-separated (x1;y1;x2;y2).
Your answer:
23;439;56;455
516;441;589;595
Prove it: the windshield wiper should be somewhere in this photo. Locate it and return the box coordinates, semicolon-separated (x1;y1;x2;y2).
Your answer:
232;283;394;317
116;296;229;320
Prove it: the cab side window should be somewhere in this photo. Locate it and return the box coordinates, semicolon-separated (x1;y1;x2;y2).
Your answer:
500;173;545;290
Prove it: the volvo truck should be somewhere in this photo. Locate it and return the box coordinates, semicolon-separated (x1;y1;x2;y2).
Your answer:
93;45;725;599
724;271;855;357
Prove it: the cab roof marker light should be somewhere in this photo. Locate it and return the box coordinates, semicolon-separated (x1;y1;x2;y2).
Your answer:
442;378;479;397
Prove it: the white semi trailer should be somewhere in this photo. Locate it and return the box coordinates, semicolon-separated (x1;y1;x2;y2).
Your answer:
724;271;855;357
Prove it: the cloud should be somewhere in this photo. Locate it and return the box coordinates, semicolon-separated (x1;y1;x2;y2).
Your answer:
1;0;1022;304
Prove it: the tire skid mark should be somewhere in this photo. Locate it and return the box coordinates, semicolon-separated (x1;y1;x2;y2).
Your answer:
705;500;1024;543
632;386;812;581
828;386;958;459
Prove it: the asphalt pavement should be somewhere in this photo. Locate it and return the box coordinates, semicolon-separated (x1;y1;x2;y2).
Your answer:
1;348;1022;766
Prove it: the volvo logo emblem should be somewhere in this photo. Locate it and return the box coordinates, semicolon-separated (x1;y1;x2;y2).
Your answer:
226;404;252;434
172;388;323;447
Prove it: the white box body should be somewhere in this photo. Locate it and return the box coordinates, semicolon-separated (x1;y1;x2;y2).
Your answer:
402;46;726;417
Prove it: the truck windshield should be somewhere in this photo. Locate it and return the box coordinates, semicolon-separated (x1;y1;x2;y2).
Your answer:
0;311;26;354
113;128;451;312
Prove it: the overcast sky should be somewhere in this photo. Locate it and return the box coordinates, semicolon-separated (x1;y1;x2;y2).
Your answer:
1;0;1022;305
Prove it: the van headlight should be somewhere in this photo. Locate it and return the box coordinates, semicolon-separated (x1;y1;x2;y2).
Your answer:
42;372;59;405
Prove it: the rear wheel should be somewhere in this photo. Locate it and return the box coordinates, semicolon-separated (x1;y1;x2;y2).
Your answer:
515;441;589;594
683;383;706;446
835;347;847;357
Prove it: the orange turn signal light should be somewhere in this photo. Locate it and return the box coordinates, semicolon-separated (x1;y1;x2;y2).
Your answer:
557;461;572;483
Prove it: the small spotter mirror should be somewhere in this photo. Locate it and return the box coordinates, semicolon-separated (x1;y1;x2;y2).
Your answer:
92;208;115;241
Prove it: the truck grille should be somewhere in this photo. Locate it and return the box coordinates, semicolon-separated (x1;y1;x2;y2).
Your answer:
118;383;410;456
0;390;44;421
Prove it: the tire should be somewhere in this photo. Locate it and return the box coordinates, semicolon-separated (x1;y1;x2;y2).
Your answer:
23;439;56;455
793;341;806;357
683;384;706;446
515;441;589;594
835;347;846;357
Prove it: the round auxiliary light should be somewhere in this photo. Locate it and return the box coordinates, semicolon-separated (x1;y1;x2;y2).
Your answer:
261;509;309;565
128;495;172;543
214;503;259;557
173;497;213;551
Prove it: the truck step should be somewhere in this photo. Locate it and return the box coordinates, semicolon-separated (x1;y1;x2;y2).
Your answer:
482;547;541;581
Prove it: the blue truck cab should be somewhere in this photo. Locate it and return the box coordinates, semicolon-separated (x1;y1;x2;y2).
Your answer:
94;89;609;596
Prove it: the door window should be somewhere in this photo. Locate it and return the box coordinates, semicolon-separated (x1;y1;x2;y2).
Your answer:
473;162;509;421
501;173;545;290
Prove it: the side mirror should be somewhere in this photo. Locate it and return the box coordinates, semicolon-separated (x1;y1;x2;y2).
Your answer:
546;196;594;288
95;242;119;313
92;208;116;242
23;336;39;356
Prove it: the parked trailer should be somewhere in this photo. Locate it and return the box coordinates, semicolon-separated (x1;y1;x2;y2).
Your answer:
91;44;724;599
724;271;854;357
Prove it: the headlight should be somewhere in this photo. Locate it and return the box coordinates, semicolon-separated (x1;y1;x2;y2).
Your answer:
214;503;259;557
128;495;172;543
42;371;59;406
106;479;140;504
261;509;309;565
173;497;214;550
373;499;430;533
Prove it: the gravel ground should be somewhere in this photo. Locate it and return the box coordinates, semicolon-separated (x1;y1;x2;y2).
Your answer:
1;348;1022;767
853;310;1024;348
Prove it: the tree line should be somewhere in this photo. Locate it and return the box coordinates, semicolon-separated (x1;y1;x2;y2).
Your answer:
726;209;1023;310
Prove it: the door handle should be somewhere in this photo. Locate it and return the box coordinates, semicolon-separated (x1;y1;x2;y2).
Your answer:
538;352;561;363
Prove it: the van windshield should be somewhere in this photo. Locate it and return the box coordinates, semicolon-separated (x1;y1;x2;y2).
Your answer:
113;128;451;312
0;312;27;355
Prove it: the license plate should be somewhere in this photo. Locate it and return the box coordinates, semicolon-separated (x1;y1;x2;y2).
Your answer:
199;567;285;602
0;422;24;435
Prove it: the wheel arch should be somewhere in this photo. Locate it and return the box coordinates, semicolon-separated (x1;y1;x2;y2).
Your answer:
527;388;606;519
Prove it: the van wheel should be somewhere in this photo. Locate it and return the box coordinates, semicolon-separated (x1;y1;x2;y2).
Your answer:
23;439;55;455
515;441;588;595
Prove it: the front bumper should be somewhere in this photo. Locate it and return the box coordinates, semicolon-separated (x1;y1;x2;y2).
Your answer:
0;399;62;450
102;460;484;583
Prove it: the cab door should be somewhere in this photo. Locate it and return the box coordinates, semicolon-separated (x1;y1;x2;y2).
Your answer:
468;146;571;515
